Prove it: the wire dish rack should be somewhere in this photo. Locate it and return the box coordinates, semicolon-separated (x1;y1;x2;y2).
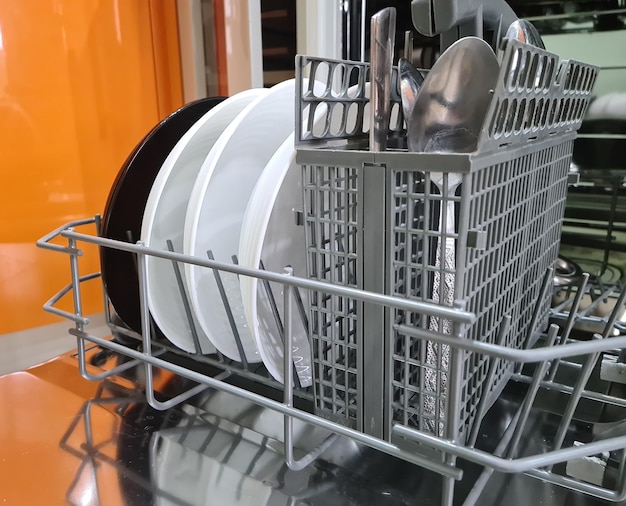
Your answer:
36;38;626;506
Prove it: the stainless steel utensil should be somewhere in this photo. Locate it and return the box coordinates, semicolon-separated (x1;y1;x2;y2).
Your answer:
369;7;396;152
505;19;545;49
411;0;518;50
406;36;499;254
405;37;499;431
398;58;424;126
406;35;499;240
407;37;499;153
504;19;546;91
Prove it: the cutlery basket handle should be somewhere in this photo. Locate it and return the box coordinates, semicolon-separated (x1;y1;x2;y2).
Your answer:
411;0;517;46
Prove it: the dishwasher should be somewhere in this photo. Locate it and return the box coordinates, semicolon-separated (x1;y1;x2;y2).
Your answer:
33;1;626;504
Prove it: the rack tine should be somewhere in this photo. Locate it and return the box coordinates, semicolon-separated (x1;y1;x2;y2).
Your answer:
507;324;560;459
293;286;310;333
521;267;554;351
547;273;590;381
258;260;302;390
548;333;603;471
601;284;626;339
283;266;337;469
577;284;617;319
126;230;139;274
463;404;524;506
559;273;591;343
546;288;626;470
166;239;203;355
207;250;248;369
467;315;511;448
259;260;285;337
93;213;102;235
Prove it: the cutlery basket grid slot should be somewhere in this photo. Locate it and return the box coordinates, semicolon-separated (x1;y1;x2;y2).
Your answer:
305;164;362;428
389;140;573;439
296;40;598;442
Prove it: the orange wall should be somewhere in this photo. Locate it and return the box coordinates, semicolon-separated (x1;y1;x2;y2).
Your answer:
0;0;183;334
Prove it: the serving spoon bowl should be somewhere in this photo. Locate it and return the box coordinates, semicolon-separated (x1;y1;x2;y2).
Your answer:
505;18;545;49
404;37;500;432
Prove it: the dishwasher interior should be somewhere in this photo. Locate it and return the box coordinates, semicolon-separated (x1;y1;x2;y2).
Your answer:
34;2;626;505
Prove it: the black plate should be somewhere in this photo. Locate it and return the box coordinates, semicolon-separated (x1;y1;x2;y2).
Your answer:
100;97;226;332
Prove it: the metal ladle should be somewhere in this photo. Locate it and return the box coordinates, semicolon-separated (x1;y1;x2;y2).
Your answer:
407;37;499;284
505;19;545;49
407;36;499;253
405;38;499;431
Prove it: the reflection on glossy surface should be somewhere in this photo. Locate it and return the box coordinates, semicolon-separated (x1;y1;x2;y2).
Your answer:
0;1;182;333
0;363;121;505
2;350;626;505
398;57;424;125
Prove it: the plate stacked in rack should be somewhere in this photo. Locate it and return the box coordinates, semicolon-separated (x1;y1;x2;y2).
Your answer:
183;79;303;364
101;97;225;335
140;89;266;353
238;133;313;387
102;78;326;387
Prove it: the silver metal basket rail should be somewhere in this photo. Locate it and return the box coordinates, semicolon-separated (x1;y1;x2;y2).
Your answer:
37;216;626;505
37;216;471;479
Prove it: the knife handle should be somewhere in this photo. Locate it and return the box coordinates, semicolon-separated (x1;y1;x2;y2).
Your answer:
411;0;517;42
369;7;396;152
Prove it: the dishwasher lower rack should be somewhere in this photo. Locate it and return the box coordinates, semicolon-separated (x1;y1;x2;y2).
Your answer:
38;217;626;505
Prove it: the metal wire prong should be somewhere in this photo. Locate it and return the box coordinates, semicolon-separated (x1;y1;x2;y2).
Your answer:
166;239;203;355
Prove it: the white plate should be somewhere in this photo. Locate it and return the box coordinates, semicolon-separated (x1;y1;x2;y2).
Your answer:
183;79;301;362
238;133;312;385
141;89;266;353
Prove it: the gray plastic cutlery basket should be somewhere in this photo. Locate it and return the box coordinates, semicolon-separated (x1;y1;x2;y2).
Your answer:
294;38;598;444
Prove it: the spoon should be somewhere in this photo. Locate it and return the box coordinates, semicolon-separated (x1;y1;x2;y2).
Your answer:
407;37;499;154
505;19;545;49
504;19;546;89
405;38;499;432
406;37;499;257
398;58;424;126
406;37;499;243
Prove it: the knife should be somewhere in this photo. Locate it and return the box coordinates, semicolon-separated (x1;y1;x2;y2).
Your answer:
369;7;397;152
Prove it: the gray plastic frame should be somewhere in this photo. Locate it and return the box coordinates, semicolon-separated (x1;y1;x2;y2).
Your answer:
296;38;598;444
